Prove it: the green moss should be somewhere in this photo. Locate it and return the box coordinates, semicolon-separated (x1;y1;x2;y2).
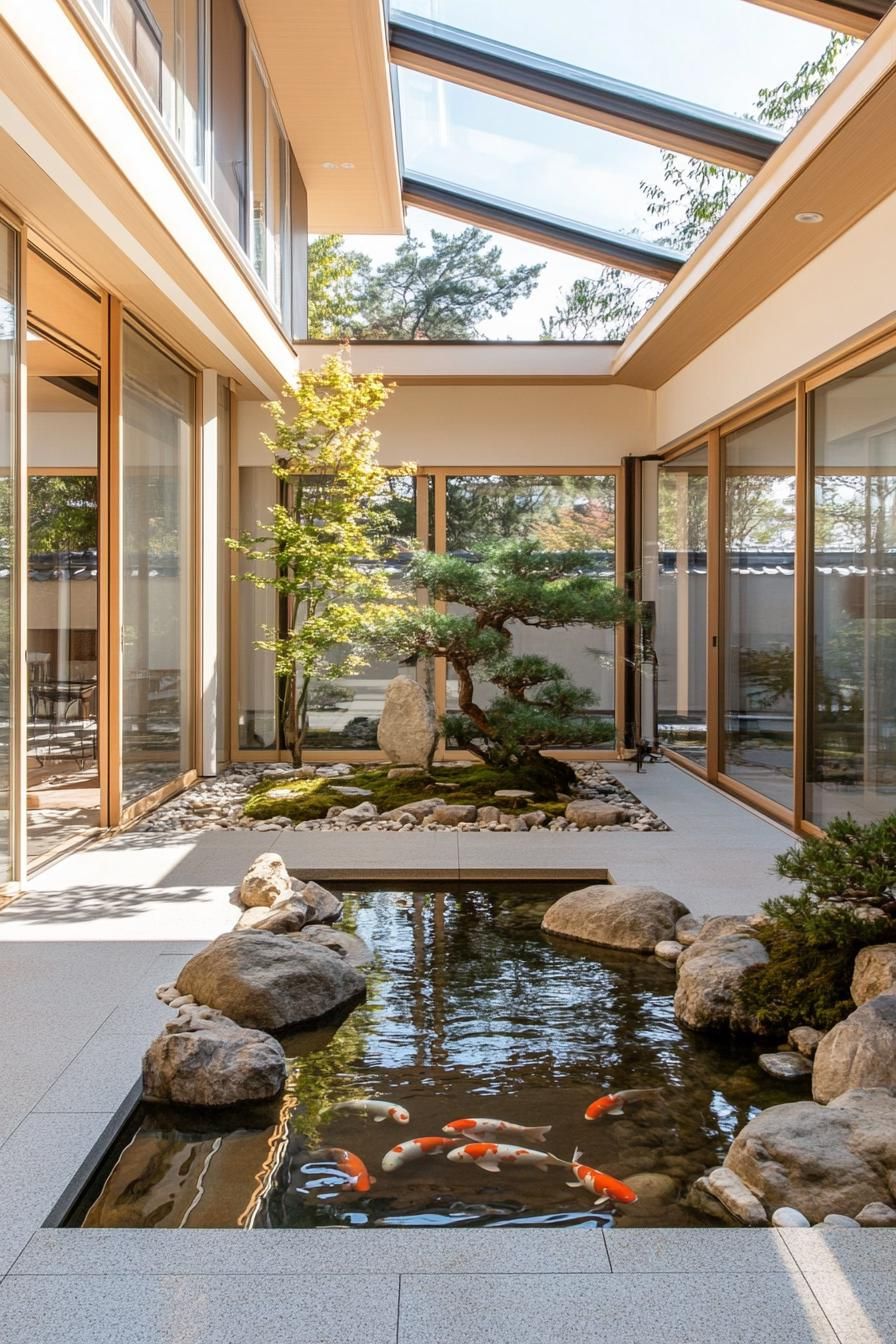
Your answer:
243;764;570;823
737;892;896;1032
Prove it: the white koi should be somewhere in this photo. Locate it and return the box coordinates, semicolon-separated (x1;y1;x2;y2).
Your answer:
442;1117;552;1144
330;1099;410;1124
381;1137;458;1172
446;1142;570;1174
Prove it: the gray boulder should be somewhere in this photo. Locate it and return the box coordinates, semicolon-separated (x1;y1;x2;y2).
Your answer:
239;852;291;908
851;944;896;1006
675;914;706;946
788;1026;825;1058
812;992;896;1103
704;1167;768;1226
331;801;378;824
291;925;373;967
246;905;309;935
674;933;769;1032
541;884;688;953
292;880;343;925
175;931;365;1031
724;1088;896;1223
565;799;626;828
377;675;438;768
380;798;445;823
856;1201;896;1226
142;1005;286;1106
759;1052;813;1080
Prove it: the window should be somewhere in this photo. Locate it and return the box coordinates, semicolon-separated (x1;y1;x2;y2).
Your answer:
0;222;17;883
250;57;268;286
111;0;163;109
210;0;247;245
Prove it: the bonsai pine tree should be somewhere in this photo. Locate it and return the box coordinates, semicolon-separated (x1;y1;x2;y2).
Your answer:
378;540;635;794
228;350;411;764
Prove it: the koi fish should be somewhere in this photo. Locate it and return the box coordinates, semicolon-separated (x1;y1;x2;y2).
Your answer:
442;1117;552;1144
584;1088;664;1120
310;1147;376;1193
381;1137;458;1172
446;1142;570;1174
567;1149;638;1205
330;1099;410;1124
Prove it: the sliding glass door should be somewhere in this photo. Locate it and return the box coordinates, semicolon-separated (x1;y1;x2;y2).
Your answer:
0;223;16;884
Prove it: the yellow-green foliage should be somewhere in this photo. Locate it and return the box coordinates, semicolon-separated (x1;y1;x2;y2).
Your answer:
244;764;568;823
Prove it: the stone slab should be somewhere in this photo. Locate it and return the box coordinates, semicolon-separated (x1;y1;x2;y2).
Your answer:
604;1228;794;1274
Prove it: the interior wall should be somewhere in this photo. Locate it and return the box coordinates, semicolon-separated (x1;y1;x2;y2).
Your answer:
237;383;655;467
655;188;896;448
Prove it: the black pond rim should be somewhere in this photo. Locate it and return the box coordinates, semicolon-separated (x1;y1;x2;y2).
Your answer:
43;1079;145;1228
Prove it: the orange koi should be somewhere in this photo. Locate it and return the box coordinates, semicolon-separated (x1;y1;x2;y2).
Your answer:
312;1147;376;1192
381;1137;458;1172
567;1148;638;1205
584;1088;663;1120
442;1117;551;1143
446;1142;569;1174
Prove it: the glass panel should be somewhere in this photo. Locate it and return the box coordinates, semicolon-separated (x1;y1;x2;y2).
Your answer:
237;465;277;751
210;0;247;246
722;405;796;809
216;376;230;763
444;474;616;741
655;447;708;765
26;335;100;865
110;0;163;109
169;0;206;172
250;58;268;285
121;324;194;807
0;224;16;883
397;68;704;244
269;117;286;314
393;1;850;124
809;352;896;827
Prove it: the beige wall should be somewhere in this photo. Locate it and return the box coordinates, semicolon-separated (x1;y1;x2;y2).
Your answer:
655;188;896;449
237;383;655;467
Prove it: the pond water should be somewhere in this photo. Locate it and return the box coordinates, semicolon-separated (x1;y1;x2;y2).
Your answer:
74;884;808;1229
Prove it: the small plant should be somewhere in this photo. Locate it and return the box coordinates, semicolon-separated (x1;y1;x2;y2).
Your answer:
775;813;896;913
738;892;896;1031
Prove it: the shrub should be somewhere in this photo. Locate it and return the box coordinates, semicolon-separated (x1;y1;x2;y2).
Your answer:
737;892;896;1031
774;813;896;912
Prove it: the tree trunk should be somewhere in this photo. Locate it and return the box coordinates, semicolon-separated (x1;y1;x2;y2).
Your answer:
293;674;312;766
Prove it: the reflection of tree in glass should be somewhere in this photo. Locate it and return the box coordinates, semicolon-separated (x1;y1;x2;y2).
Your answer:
27;475;97;552
446;475;615;554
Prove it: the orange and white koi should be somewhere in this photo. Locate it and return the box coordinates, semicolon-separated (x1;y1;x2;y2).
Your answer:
442;1117;552;1144
584;1088;664;1121
567;1149;638;1205
331;1099;410;1124
381;1137;458;1172
311;1147;376;1192
446;1142;569;1174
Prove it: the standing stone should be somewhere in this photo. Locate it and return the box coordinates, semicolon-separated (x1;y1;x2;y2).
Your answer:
851;945;896;1006
377;676;438;768
240;852;291;908
142;1005;286;1106
812;992;896;1102
541;884;688;953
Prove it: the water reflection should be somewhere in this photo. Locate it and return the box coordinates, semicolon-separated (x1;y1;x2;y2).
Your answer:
78;884;810;1229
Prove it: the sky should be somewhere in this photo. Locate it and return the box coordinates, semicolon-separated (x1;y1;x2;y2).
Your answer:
333;0;855;339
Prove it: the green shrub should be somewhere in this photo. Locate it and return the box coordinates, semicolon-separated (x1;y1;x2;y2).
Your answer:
775;813;896;912
737;893;896;1031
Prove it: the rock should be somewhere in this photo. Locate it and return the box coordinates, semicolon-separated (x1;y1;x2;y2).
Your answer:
705;1167;769;1226
380;797;445;823
772;1207;811;1228
239;852;291;908
142;1005;286;1106
623;1172;678;1203
175;931;365;1031
565;799;625;828
759;1051;813;1080
851;945;896;1006
674;933;769;1032
494;790;534;804
686;1177;739;1226
654;940;684;965
541;884;688;953
386;767;427;780
520;810;547;829
293;880;343;925
813;993;896;1103
855;1201;896;1226
168;994;195;1009
431;804;477;825
331;801;378;824
376;675;438;768
291;926;373;967
689;914;755;944
788;1026;825;1059
477;806;502;825
725;1088;896;1223
236;905;282;931
247;905;309;935
330;786;373;798
675;914;706;946
823;1214;860;1227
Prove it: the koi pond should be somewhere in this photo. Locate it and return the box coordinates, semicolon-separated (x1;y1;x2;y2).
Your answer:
70;883;809;1229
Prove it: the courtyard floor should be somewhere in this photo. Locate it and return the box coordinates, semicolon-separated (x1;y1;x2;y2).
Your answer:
0;760;890;1342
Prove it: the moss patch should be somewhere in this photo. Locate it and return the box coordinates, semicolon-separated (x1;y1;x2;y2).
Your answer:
243;764;570;823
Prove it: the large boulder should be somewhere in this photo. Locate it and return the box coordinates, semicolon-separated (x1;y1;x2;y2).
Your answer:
142;1005;286;1106
541;884;688;953
724;1088;896;1222
377;675;438;768
240;852;291;908
175;932;365;1031
851;944;896;1006
812;992;896;1103
565;800;626;828
674;933;769;1032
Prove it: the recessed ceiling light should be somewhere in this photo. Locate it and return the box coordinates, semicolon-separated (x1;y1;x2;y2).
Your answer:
321;161;337;169
794;211;824;224
339;162;355;170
